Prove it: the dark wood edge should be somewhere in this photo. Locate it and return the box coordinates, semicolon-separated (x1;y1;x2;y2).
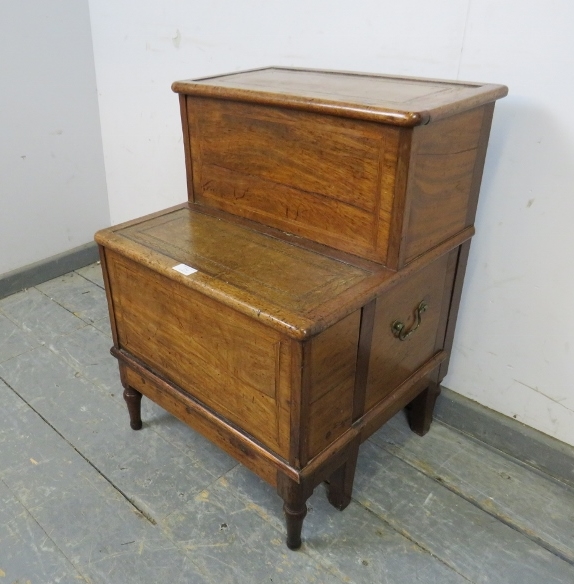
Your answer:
171;85;426;127
179;95;195;203
396;126;422;269
397;223;474;269
187;102;206;207
437;240;471;382
466;103;496;226
359;351;447;441
434;248;460;353
300;434;362;491
352;299;377;422
288;340;304;467
299;427;360;483
98;246;120;348
298;342;313;468
386;128;415;270
112;347;300;486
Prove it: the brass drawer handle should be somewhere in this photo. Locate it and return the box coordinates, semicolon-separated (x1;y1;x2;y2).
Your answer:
391;301;428;341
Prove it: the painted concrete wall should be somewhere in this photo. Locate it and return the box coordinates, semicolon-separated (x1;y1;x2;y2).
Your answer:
0;1;109;275
88;1;574;446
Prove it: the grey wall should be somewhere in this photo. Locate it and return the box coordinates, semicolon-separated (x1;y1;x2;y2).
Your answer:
0;0;110;275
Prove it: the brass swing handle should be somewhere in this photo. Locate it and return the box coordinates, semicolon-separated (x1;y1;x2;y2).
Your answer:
391;301;428;341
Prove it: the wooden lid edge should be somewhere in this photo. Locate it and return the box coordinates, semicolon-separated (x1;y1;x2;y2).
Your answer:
172;81;427;126
97;230;318;340
424;83;509;124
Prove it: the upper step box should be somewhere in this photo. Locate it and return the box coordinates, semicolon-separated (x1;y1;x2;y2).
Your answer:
172;67;507;269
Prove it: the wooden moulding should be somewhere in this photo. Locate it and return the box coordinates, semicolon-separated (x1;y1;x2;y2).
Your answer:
112;344;447;492
172;66;508;126
114;347;297;487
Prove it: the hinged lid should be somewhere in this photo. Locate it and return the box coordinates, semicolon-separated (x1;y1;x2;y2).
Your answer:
172;66;508;126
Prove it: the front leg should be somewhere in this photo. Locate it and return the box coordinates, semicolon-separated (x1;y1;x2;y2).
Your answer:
123;386;143;430
277;473;312;550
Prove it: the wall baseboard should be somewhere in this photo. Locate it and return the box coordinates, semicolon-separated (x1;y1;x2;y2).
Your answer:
436;386;574;488
0;242;99;300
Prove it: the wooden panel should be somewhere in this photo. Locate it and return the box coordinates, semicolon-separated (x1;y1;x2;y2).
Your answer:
188;97;399;262
308;311;361;404
307;381;354;461
191;97;383;210
195;164;379;259
402;106;486;263
365;254;452;412
107;250;291;457
121;361;296;487
305;310;361;460
118;207;372;316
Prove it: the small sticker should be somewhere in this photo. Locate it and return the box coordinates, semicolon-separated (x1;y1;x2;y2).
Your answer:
172;263;197;276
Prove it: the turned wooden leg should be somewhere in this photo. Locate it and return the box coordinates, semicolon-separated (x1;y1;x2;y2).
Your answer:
283;502;307;550
406;382;441;436
277;473;312;550
123;386;143;430
327;442;359;511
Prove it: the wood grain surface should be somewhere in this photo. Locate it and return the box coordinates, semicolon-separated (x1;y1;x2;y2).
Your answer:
173;66;508;126
175;69;505;268
96;67;508;548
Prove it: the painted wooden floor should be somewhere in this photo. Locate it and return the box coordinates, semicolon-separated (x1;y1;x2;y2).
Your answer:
1;263;573;583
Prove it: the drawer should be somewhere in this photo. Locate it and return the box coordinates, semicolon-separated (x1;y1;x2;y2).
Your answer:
364;250;457;412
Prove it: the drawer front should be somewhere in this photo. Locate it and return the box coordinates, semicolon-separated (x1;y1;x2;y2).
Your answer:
185;97;400;263
364;251;456;411
106;251;292;458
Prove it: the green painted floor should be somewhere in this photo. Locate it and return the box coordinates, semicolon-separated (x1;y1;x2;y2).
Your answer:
1;263;573;583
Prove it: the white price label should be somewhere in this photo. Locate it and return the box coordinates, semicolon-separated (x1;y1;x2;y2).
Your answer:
172;263;197;276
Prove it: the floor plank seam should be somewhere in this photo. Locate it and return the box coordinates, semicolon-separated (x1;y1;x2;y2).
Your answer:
200;478;352;583
0;373;159;528
376;442;574;567
351;494;476;583
0;477;93;583
74;266;106;290
33;284;95;325
437;420;574;492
